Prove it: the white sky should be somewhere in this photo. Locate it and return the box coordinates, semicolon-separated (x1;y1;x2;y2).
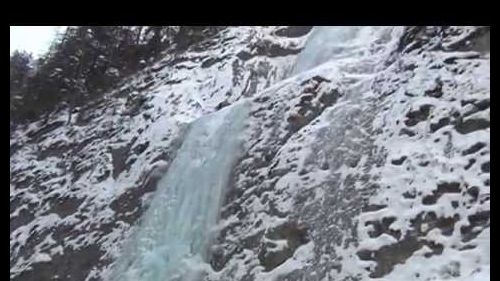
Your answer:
10;26;66;57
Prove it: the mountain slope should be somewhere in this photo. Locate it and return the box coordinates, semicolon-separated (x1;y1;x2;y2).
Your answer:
10;26;489;281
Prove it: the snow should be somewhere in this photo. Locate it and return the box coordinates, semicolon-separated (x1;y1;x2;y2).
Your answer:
13;26;295;279
381;228;490;281
10;26;489;281
255;242;315;281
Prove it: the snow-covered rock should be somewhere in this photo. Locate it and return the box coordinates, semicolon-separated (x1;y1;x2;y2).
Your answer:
10;26;489;281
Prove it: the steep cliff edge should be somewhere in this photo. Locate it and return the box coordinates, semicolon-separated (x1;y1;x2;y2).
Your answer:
10;26;489;281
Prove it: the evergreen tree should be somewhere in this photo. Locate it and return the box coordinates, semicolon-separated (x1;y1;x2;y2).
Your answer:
10;26;224;124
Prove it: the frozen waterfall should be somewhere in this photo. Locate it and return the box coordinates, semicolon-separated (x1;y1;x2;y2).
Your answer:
110;101;250;281
109;26;404;281
291;26;402;76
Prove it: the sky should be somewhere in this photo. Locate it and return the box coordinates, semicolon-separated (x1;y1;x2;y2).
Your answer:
10;26;67;57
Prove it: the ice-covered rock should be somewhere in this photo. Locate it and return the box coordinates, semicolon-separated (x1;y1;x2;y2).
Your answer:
10;26;489;281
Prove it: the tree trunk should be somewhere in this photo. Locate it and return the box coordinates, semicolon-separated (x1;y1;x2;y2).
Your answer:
135;26;143;45
67;102;73;125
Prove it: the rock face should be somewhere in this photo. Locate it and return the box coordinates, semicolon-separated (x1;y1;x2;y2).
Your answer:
10;26;489;281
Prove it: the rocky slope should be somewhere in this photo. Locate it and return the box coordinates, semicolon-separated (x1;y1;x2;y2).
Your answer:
10;26;489;281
